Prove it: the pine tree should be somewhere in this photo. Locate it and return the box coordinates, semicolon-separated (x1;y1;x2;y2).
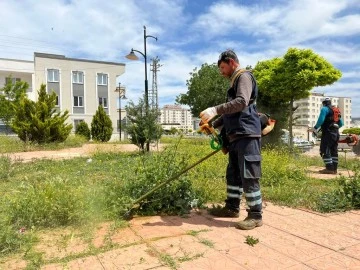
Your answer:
125;98;162;151
91;105;113;142
75;121;91;141
11;84;72;143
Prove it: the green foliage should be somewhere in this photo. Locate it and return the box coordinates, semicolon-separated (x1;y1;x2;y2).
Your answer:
261;147;308;187
245;235;259;246
342;128;360;135
91;105;113;142
1;138;360;258
254;48;342;102
0;156;12;180
0;79;28;133
75;121;91;141
342;173;360;208
104;145;200;217
10;84;72;143
0;216;35;255
176;63;228;116
125;98;162;151
4;176;86;228
0;134;86;154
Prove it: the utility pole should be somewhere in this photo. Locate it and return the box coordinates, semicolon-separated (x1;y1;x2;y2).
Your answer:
150;57;162;114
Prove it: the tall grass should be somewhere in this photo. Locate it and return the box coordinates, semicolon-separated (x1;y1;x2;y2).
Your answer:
0;134;87;153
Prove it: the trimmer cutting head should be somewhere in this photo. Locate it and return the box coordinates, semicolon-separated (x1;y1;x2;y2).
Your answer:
123;208;134;220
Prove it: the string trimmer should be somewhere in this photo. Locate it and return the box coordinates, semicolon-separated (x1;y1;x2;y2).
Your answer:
122;125;223;220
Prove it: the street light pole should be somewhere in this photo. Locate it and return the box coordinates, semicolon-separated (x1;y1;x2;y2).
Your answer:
126;25;157;151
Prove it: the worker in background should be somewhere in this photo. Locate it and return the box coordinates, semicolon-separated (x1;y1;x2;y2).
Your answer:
199;49;263;230
310;97;343;174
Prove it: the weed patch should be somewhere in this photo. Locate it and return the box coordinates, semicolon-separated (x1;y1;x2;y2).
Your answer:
315;172;360;212
4;177;87;228
245;235;259;246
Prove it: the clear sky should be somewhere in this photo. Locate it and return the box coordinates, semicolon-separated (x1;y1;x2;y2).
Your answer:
1;0;359;117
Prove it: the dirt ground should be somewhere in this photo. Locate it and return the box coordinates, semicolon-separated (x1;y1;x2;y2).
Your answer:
3;143;164;163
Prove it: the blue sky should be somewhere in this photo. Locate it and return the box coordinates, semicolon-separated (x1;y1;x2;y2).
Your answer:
1;0;359;117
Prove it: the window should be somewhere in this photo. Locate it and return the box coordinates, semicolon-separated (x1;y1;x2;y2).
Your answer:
55;95;59;106
5;77;21;85
72;71;84;84
74;96;83;107
47;69;59;82
99;97;108;108
97;73;107;85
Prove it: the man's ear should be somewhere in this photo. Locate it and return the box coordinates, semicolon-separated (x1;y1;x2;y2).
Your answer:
229;58;237;68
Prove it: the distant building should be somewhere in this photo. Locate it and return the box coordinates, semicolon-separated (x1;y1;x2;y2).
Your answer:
351;117;360;127
160;105;193;132
293;92;352;132
0;53;125;139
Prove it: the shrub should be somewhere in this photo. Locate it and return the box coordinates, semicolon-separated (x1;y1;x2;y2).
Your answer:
91;105;113;142
75;121;91;141
315;171;360;212
341;172;360;208
103;146;200;218
11;84;72;143
315;190;350;213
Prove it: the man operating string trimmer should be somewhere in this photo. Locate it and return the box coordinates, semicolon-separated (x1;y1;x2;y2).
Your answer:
122;50;274;222
199;49;264;230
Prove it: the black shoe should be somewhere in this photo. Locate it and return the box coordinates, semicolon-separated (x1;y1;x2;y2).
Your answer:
319;168;337;174
207;205;239;218
235;217;263;230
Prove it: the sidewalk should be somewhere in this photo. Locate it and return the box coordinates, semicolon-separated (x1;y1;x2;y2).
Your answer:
32;202;360;270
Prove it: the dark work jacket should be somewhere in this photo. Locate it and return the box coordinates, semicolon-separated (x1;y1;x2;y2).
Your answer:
222;72;261;137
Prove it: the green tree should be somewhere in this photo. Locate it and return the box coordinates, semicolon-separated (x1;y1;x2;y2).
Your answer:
0;79;28;133
11;84;72;143
75;121;91;141
91;105;113;142
176;63;228;116
254;48;342;146
125;98;162;152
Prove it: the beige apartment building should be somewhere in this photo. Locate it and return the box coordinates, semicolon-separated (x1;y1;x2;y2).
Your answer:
160;104;193;132
0;53;125;139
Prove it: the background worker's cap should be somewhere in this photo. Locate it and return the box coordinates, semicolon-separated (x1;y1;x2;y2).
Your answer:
322;97;331;106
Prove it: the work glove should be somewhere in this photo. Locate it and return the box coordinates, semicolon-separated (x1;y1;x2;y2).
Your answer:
200;107;217;123
309;127;319;137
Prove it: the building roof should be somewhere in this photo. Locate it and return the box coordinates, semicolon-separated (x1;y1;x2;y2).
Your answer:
34;52;125;66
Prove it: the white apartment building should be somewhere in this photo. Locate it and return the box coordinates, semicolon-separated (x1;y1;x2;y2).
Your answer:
293;92;352;129
0;53;126;139
160;105;193;132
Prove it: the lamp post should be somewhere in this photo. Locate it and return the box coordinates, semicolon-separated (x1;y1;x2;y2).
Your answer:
115;83;127;141
126;25;157;151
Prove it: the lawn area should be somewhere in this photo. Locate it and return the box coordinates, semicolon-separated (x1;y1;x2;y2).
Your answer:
0;136;359;267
